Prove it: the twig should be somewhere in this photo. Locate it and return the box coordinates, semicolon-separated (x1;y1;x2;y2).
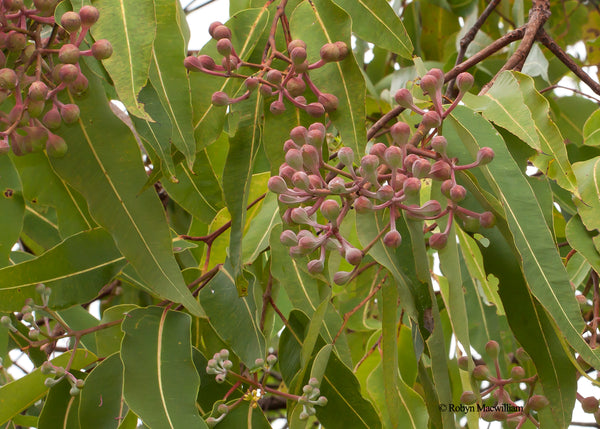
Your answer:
539;84;600;103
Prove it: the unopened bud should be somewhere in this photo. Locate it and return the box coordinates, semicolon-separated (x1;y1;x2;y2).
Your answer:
292;171;311;190
582;397;599;414
527;395;549;411
394;88;414;109
345;247;363;265
411;158;431;178
472;364;490;380
305;102;325;118
320;199;340;222
291;47;307;65
280;230;298;247
376;184;394;201
301;144;320;172
211;91;229;106
420;74;440;96
431;135;447;154
456;72;474;93
58;64;79;83
510;366;525;380
79;5;99;27
268;176;289;194
460;391;477;405
479;212;496;228
28;81;48;101
286;77;306;97
449;184;466;202
384;146;403;169
0;68;17;90
327;177;346;194
476;147;494;165
307;259;324;274
60;104;80;124
270;100;286;115
320;43;340;62
58;44;80;64
485;340;500;360
383;230;402;248
212;25;231;40
390;122;410;145
318;93;338;112
403;177;421;196
338;147;354;166
291;208;311;225
361;154;379;173
457;356;470;371
354;196;372;213
421;111;442;130
429;233;448;250
429;160;452;181
333;270;353;285
60;11;81;32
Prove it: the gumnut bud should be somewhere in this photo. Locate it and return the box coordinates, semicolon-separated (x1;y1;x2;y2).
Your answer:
429;160;452;181
510;366;525;380
479;212;496;228
318;93;338;112
428;68;444;83
333;270;353;285
268;176;288;194
216;38;232;57
390;121;410;145
335;41;349;59
354;196;372;213
384;146;403;169
429;233;448;250
211;91;229;106
270;100;286;115
412;158;431;178
217;404;229;415
0;68;17;90
46;133;68;158
421;111;442;130
288;39;307;52
307;128;324;148
361;154;379;173
485;340;500;359
6;31;26;52
291;208;311;225
43;107;62;129
44;378;58;387
320;199;340;222
582;397;599;413
403;177;421;196
280;230;298;247
183;56;201;71
208;21;223;38
457;356;469;371
316;396;328;406
383;230;402;248
328;177;346;194
449;184;466;202
305;102;325;118
294;61;309;74
431;135;447;154
92;39;113;60
515;347;530;363
60;104;80;124
460;391;477;405
293;171;311;190
286;77;306;97
394;88;414;109
338;147;354;166
58;64;79;83
414;200;442;217
320;43;340;62
58;44;80;64
301;144;320;172
291;47;307;65
79;5;99;26
28;81;48;101
307;259;324;274
527;395;549;411
0;315;12;328
420;74;441;96
285;148;303;171
376;184;394;201
472;364;490;380
456;72;474;93
345;247;363;265
266;69;282;85
369;142;387;159
476;147;495;165
60;11;81;32
212;25;231;40
27;100;45;118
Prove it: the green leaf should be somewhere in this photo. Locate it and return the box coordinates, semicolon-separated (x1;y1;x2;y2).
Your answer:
38;378;80;429
331;0;412;58
448;105;600;370
573;157;600;232
91;0;155;119
192;8;270;148
290;0;367;155
95;304;138;357
566;215;600;274
583;109;600;147
120;307;207;429
463;72;540;151
242;192;280;264
199;266;266;367
0;156;23;267
149;0;196;168
420;4;460;61
0;349;97;426
0;228;125;312
56;306;99;354
11;152;93;238
49;68;202;316
79;353;128;429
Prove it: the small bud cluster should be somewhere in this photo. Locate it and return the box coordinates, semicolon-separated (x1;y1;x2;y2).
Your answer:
269;69;495;284
185;17;346;117
205;348;233;383
298;377;328;420
1;284;50;339
0;3;112;158
459;342;547;426
41;360;85;395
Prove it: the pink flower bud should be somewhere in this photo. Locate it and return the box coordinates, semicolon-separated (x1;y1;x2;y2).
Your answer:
354;196;372;213
327;177;346;194
476;147;495;165
431;135;447;154
449;184;466;202
283;139;298;152
361;154;379;173
208;21;223;37
308;174;322;189
429;233;448;250
280;230;298;247
335;41;349;60
291;47;307;65
285;148;304;170
306;102;325;117
292;171;311;190
383;230;402;248
286;77;306;97
307;259;324;274
266;69;282;85
301;144;320;172
318;93;338;112
456;72;474;93
420;74;439;96
345;247;363;265
268;176;289;194
270;100;286;115
376;184;394;201
46;133;67;158
289;245;310;258
212;25;231;40
527;395;549;411
216;38;233;57
307;129;324;147
429;160;452;181
479;211;496;228
403;154;420;170
416;200;442;217
259;85;273;97
384;146;403;169
390;122;410;146
441;179;454;197
211;91;230;106
320;199;340;222
421;111;442;130
403;177;421;196
369;142;387;160
394;89;414;109
245;77;259;90
428;68;444;82
291;207;311;225
320;43;340;62
298;234;320;251
333;271;353;285
411;158;431;178
290;126;308;146
338;147;354;166
288;39;307;52
279;164;296;182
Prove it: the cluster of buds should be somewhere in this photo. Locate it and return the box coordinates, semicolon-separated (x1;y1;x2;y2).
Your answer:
184;19;346;117
268;69;496;284
0;2;112;158
459;341;548;426
0;283;51;340
41;360;85;395
253;353;278;372
206;348;233;383
298;377;328;420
